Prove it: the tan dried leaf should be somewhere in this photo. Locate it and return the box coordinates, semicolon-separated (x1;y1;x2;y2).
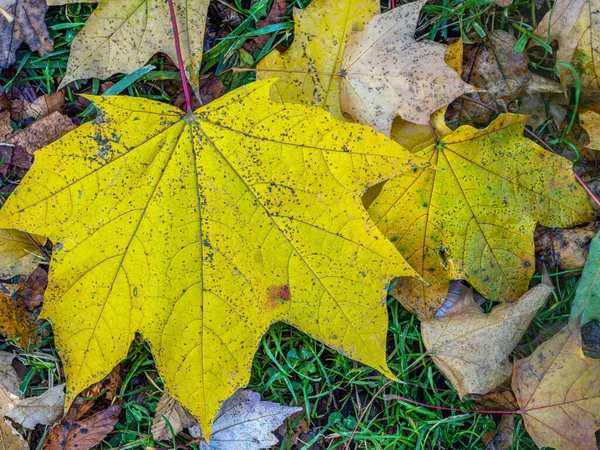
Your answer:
422;283;553;398
152;391;198;441
341;0;476;133
7;384;65;429
0;383;26;450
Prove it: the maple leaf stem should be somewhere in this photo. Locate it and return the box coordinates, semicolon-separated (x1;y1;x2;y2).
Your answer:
461;95;600;209
383;395;519;415
166;0;193;114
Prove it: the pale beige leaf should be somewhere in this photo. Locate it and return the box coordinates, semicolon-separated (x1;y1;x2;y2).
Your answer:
340;0;476;134
152;391;198;441
0;383;26;450
7;384;65;429
0;352;20;396
422;283;553;398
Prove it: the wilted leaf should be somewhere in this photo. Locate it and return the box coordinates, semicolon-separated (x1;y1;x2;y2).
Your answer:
340;1;476;134
0;383;26;450
43;403;121;450
0;0;53;68
152;391;198;441
0;291;35;345
535;222;596;272
257;0;380;119
49;0;208;93
197;390;302;450
0;229;46;280
570;228;600;325
512;319;600;449
422;283;552;398
4;111;76;154
17;266;48;311
0;79;422;435
533;0;600;101
7;384;65;429
368;113;593;318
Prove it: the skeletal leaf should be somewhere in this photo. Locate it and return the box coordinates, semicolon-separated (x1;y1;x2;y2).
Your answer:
0;383;26;450
422;283;552;398
0;79;422;436
7;384;65;429
50;0;208;93
533;0;600;101
570;228;600;325
340;1;476;134
257;0;380;119
0;229;46;280
513;319;600;449
197;390;302;450
368;114;593;319
0;0;53;68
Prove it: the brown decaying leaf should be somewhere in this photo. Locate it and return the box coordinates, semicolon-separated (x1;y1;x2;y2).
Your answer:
340;0;476;134
152;391;198;441
0;383;27;450
535;223;597;272
17;266;47;311
0;0;54;68
10;91;65;122
483;415;515;450
469;390;519;412
456;30;531;124
7;384;65;429
0;291;35;345
421;283;553;398
254;0;286;48
5;111;76;155
513;319;600;450
43;403;121;450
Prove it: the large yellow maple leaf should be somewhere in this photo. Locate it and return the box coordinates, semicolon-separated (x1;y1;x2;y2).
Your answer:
0;79;422;435
368;114;593;319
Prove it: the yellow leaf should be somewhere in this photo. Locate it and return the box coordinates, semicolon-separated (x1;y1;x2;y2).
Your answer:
368;114;593;319
51;0;207;93
0;229;46;280
340;1;476;134
513;319;600;449
422;283;552;398
256;0;380;119
0;79;422;436
533;0;600;101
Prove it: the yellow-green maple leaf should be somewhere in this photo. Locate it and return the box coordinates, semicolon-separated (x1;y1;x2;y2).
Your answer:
49;0;207;93
256;0;380;119
368;114;593;319
0;79;422;435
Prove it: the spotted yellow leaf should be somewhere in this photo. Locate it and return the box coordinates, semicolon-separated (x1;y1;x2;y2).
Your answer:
257;0;380;119
0;79;422;435
368;114;593;319
50;0;207;94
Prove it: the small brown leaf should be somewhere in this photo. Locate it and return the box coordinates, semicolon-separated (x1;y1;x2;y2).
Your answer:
17;266;47;311
10;91;66;122
6;111;75;154
254;0;286;48
422;284;553;398
535;223;597;272
43;404;121;450
483;415;515;450
0;0;53;68
0;291;35;345
513;319;600;449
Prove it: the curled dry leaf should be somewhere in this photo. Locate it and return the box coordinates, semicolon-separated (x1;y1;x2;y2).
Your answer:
0;0;53;69
533;0;600;101
421;283;552;398
535;222;596;272
17;265;48;311
7;384;65;429
257;0;380;119
0;229;46;280
340;0;476;134
513;319;600;450
368;113;593;319
570;228;600;325
152;391;198;441
0;80;423;436
0;383;26;450
48;0;208;94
